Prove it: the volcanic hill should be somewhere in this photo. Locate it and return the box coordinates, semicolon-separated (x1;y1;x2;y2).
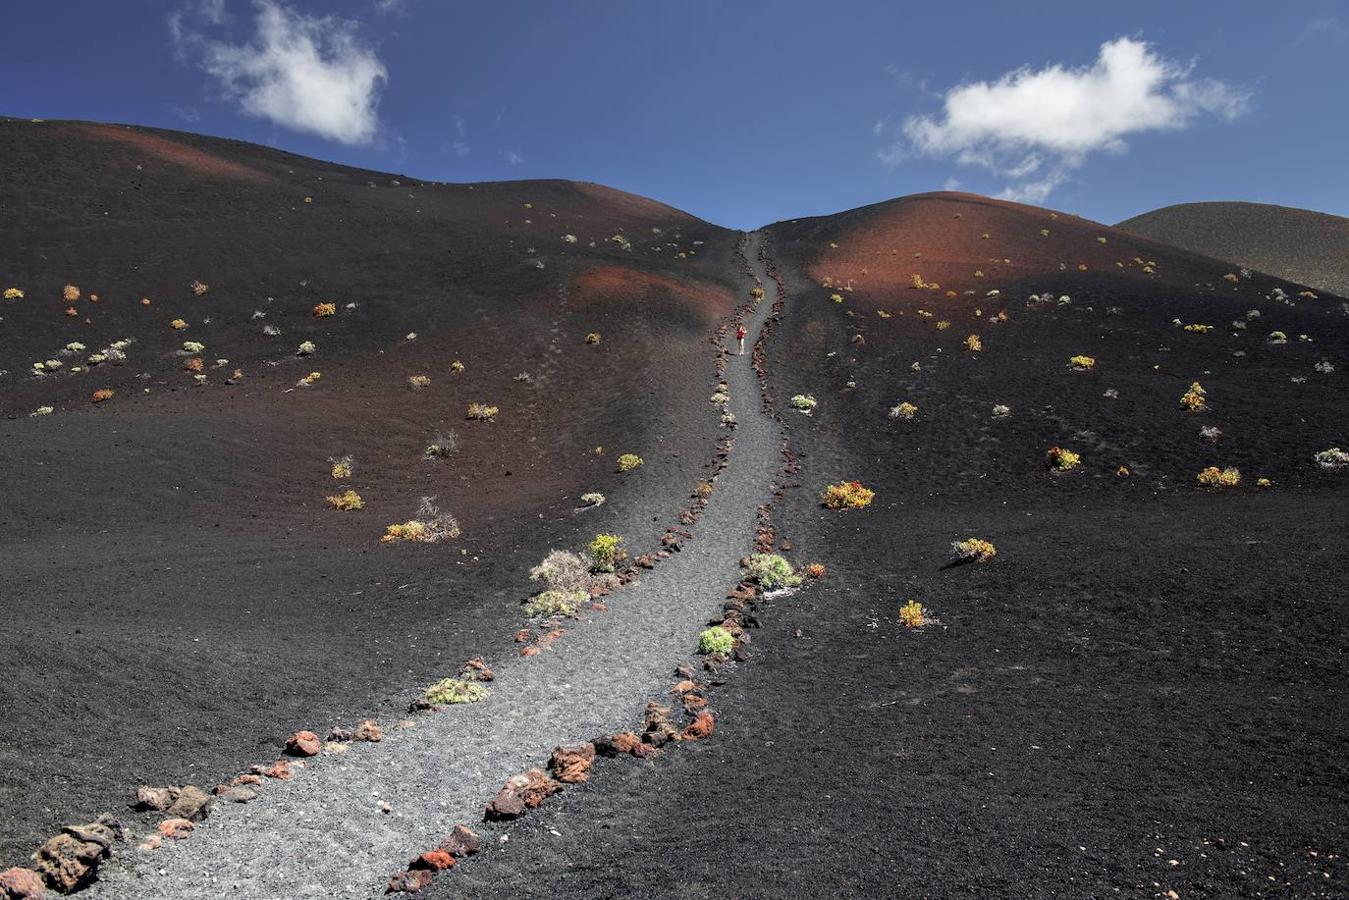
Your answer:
1118;200;1349;299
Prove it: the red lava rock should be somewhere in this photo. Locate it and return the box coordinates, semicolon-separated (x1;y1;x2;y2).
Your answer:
590;601;609;612
157;818;195;841
137;835;162;852
353;719;383;742
285;730;321;757
675;664;695;680
548;743;596;784
231;774;262;787
386;869;435;894
513;628;532;643
683;712;716;741
458;657;494;682
671;680;698;695
133;786;177;811
166;785;212;822
0;867;45;899
631;742;660;759
328;726;354;742
635;555;656;570
438;825;481;859
410;850;455;872
728;585;756;602
253;759;293;781
596;732;642;756
484;770;562;821
682;693;708;714
520;646;541;657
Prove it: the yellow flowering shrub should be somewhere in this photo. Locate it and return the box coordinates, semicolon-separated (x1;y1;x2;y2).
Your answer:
1197;467;1241;488
899;600;926;629
1047;446;1080;471
466;402;498;421
313;302;336;318
951;538;997;563
822;481;875;509
1069;355;1096;371
326;489;364;511
1180;382;1207;411
617;453;643;472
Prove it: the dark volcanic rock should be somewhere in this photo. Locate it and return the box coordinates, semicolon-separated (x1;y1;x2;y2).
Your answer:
438;825;481;859
165;785;212;822
30;817;120;894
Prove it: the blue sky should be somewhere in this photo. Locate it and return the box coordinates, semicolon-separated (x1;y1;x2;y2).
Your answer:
4;0;1348;229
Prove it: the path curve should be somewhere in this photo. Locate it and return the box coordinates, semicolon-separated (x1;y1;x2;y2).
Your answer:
86;233;783;900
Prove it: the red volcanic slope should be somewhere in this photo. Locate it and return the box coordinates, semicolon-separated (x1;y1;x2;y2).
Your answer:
772;191;1251;299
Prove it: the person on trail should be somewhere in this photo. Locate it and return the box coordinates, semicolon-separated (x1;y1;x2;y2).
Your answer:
736;324;747;355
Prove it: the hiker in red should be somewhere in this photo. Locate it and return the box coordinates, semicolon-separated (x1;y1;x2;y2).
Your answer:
736;325;747;355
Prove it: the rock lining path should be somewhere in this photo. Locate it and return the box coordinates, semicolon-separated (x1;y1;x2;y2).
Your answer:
86;233;784;899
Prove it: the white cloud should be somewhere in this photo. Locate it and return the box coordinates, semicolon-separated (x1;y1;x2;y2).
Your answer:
887;37;1251;203
504;150;523;165
175;1;388;145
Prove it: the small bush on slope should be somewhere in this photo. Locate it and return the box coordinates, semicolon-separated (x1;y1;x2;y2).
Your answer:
822;481;874;509
530;551;593;594
588;534;626;573
952;538;997;563
424;678;488;705
525;590;586;619
1197;467;1242;488
743;554;802;590
698;626;734;655
381;497;460;544
326;489;364;511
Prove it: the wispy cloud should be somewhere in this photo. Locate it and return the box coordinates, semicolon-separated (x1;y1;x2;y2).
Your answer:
172;0;388;145
882;37;1251;203
504;150;523;166
1294;15;1349;44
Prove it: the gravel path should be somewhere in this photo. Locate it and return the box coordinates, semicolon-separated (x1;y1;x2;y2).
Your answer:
86;233;782;900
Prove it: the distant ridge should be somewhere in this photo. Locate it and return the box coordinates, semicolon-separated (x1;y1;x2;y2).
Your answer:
1117;201;1349;299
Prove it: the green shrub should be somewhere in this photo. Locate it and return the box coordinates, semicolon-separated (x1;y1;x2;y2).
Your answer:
525;589;586;618
790;394;817;412
698;626;735;655
588;533;626;572
424;678;489;705
743;553;802;589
